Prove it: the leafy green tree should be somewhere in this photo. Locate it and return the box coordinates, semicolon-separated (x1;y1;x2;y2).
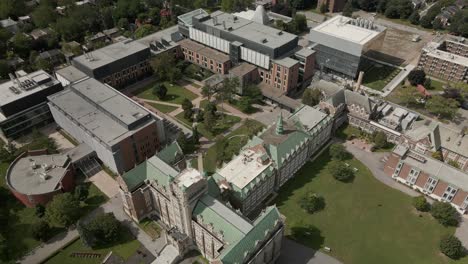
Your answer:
357;0;378;11
423;78;432;89
0;60;9;79
426;96;460;119
319;2;327;13
204;108;217;133
289;14;308;34
182;98;194;119
35;204;46;218
217;77;238;111
432;151;443;161
54;17;82;41
329;143;351;160
150;52;176;81
113;0;144;22
431;201;459;226
11;33;33;58
201;84;216;100
440;235;464;259
46;193;80;227
152;83;168;99
412;196;430;212
192;126;200;145
407;69;426;86
302;89;321;107
86;213;121;245
35;57;53;72
372;131;388;149
0;233;8;262
342;1;353;17
299;192;325;214
328;160;354;182
243;84;263;103
117;18;130;30
449;10;468;37
32;4;57;28
408;10;420;25
399;86;423;106
448;160;460;169
74;184;89;201
0;0;26;19
135;24;157;39
31;220;51;241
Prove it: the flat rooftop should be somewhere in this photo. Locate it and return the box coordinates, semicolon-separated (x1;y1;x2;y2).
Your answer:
424;41;468;66
55;65;88;84
311;15;384;45
7;154;70;195
175;168;203;189
289;105;329;131
48;78;154;146
200;11;298;50
73;40;148;70
136;25;181;48
217;147;272;189
0;70;59;107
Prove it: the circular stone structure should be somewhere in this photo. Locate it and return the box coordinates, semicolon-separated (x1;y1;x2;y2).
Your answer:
6;150;75;207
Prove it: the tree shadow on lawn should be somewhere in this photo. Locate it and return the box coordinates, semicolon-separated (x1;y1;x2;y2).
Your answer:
160;94;180;102
288;225;325;250
272;152;330;208
91;223;135;250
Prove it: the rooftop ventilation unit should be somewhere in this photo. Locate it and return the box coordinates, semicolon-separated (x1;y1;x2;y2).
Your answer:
262;38;268;43
278;31;283;35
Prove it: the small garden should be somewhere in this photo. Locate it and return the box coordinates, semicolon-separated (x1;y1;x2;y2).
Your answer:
203;119;264;174
362;62;401;91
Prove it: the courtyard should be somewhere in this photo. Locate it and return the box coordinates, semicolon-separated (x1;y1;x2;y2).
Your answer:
274;150;468;264
361;62;401;91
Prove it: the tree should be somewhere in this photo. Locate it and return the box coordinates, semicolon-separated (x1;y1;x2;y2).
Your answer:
407;69;426;86
217;77;238;112
412;195;430;212
243;84;263;104
0;233;8;262
433;17;444;30
152;83;167;99
0;0;26;19
432;150;443;161
399;86;423;106
150;52;177;81
35;57;53;72
135;24;157;39
182;98;194;119
32;4;57;28
426;96;460;119
192;126;200;145
408;10;420;25
431;201;459;226
299;192;325;214
419;15;433;28
440;235;464;259
448;160;460;169
384;5;400;18
46;193;80;227
11;33;33;58
449;10;468;37
328;160;354;182
74;184;89;201
117;18;130;30
289;14;308;34
319;3;327;13
357;0;378;11
86;213;121;245
342;1;353;17
35;204;46;218
201;84;216;100
329;143;351;161
372;131;388;149
204;108;217;133
31;220;51;242
113;0;143;22
0;143;16;163
302;89;321;107
0;60;9;79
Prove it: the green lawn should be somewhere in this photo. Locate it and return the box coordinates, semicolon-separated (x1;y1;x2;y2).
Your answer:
175;112;193;128
362;63;401;91
427;77;447;91
137;218;161;240
44;228;141;264
147;102;179;114
204;119;264;173
175;112;241;140
274;152;468;264
135;81;197;104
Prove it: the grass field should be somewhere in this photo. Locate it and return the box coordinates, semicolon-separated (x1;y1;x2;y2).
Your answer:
146;102;179;114
137;218;161;240
44;228;141;264
362;63;401;91
203;119;264;173
274;152;468;264
136;81;197;104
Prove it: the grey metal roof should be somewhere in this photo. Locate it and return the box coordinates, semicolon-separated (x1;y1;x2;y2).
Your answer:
72;40;149;70
177;8;209;27
55;65;88;84
6;153;70;195
48;78;155;146
136;25;179;47
273;57;299;68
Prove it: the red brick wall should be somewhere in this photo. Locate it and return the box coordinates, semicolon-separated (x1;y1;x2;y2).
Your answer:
303;53;315;81
414;172;429;189
433;181;448;197
452;190;468;207
383;154;400;176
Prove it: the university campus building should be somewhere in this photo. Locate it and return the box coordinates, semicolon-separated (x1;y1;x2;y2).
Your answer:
384;145;468;214
0;70;63;142
48;77;166;174
117;142;284;263
212;105;333;215
309;16;387;78
417;36;468;83
314;80;468;172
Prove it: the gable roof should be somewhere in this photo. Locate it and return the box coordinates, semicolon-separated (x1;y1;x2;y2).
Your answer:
156;141;183;165
121;156;179;191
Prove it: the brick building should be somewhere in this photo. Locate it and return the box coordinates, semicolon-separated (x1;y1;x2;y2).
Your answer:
48;78;166;174
317;0;347;12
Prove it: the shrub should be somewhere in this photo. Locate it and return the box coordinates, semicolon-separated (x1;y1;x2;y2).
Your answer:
74;184;89;201
329;144;351;161
440;235;464;259
45;193;80;227
328;160;354;182
35;204;45;218
431;201;459;226
407;69;426;86
86;213;121;245
299;192;325;214
412;196;430;212
431;151;443;161
31;220;51;241
372;131;388;149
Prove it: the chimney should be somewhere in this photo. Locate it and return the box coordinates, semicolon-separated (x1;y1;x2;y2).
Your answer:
223;20;226;30
355;71;364;91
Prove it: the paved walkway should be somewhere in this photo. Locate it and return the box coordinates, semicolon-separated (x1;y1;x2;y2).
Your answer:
88;170;120;198
277;239;342;264
345;141;419;197
138;98;181;107
381;64;415;97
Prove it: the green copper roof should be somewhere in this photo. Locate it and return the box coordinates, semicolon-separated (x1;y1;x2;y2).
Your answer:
156;141;183;165
121;156;179;191
267;130;309;168
220;206;282;264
